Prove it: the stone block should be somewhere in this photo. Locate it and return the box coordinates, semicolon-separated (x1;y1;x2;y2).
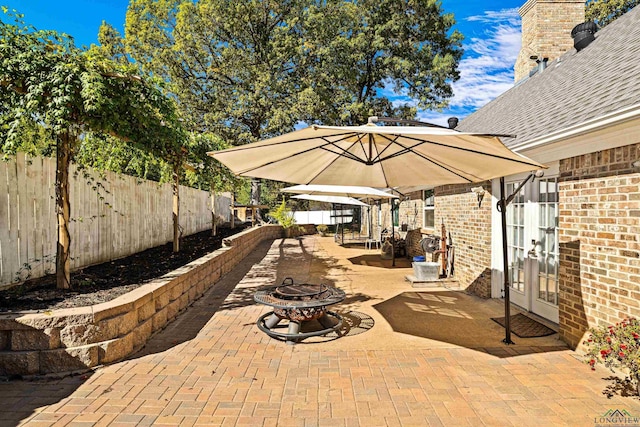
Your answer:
98;334;134;365
11;328;60;351
154;287;171;311
117;310;139;336
40;345;99;374
0;351;39;376
16;310;94;331
0;318;33;331
152;308;168;332
91;300;134;323
178;293;190;312
59;323;101;348
166;299;181;321
209;269;221;284
169;281;184;301
0;331;9;350
95;316;121;342
137;299;156;323
133;319;153;347
188;286;198;303
195;280;206;296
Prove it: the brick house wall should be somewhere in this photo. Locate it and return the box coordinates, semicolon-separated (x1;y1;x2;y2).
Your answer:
558;143;640;348
397;192;424;231
372;186;494;298
514;0;584;82
435;183;493;298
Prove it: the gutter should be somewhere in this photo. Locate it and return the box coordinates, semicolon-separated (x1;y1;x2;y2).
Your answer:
510;102;640;152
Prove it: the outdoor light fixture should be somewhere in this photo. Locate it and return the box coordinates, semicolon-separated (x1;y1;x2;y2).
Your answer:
471;186;486;207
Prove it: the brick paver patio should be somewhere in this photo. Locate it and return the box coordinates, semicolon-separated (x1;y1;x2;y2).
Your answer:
2;235;639;426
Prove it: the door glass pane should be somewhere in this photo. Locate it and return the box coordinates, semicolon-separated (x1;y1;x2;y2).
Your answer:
548;204;557;228
537;177;559;306
507;181;525;293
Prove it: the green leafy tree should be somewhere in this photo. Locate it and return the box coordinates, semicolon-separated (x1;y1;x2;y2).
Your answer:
586;0;640;27
122;0;309;212
75;133;165;181
299;0;464;125
186;132;240;235
0;116;56;159
0;9;185;289
119;0;463;206
124;0;306;144
89;25;194;253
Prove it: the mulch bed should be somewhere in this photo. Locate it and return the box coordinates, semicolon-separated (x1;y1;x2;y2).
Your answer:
0;226;247;313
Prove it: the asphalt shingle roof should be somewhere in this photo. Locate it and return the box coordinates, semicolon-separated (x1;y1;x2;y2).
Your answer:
456;6;640;148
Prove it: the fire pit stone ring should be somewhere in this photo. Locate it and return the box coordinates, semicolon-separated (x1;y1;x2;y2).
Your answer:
254;278;346;344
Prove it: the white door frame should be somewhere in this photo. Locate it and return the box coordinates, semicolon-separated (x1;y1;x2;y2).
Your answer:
491;163;560;323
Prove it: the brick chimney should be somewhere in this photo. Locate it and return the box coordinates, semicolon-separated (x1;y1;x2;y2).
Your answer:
514;0;585;82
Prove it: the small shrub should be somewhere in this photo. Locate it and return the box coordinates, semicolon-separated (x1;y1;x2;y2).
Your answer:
270;198;299;235
583;317;640;396
316;224;328;235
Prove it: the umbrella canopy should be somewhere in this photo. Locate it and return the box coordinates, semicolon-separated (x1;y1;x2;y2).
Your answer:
208;124;546;187
282;184;397;200
291;194;369;207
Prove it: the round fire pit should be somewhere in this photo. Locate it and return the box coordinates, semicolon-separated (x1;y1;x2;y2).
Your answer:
254;278;346;344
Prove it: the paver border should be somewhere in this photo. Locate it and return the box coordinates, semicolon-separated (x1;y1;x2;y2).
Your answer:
0;225;298;377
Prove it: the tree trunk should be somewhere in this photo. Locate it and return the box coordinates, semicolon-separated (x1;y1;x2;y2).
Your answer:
250;178;262;222
55;132;72;290
172;164;180;253
211;185;217;237
230;193;235;229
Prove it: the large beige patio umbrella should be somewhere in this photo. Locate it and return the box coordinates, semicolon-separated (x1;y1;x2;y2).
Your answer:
208;122;547;345
207;124;543;187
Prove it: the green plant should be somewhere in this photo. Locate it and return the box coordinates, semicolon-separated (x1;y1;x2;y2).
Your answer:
270;198;297;229
583;317;640;395
316;224;328;234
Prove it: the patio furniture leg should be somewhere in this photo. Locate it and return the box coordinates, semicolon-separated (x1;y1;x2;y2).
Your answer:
264;313;281;329
287;321;301;345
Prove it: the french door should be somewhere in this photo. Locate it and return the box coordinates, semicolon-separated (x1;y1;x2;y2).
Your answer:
505;177;559;323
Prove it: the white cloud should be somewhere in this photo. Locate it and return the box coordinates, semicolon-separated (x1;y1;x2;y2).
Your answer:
379;8;522;126
423;8;522;123
466;8;520;25
449;10;521;110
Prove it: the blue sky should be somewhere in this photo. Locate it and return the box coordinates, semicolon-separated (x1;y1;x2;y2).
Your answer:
9;0;524;125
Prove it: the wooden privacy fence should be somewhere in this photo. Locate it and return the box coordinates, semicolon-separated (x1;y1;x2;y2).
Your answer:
0;153;231;288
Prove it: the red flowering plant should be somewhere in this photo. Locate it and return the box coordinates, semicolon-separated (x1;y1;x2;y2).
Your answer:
583;317;640;395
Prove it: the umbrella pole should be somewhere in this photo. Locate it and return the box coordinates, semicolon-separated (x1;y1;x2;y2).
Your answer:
391;202;395;266
498;171;541;345
499;177;514;345
341;204;344;244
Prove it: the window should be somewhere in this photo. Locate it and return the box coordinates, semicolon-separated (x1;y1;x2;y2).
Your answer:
423;189;434;229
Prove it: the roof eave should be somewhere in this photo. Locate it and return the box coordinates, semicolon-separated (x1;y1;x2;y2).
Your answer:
511;102;640;153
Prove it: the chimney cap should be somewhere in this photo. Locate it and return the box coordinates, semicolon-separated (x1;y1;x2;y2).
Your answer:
571;21;598;51
571;21;597;38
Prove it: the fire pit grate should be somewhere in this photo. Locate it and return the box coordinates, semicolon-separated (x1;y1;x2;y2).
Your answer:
254;278;346;344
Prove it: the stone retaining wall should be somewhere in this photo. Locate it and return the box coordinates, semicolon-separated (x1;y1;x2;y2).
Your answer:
0;225;284;377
